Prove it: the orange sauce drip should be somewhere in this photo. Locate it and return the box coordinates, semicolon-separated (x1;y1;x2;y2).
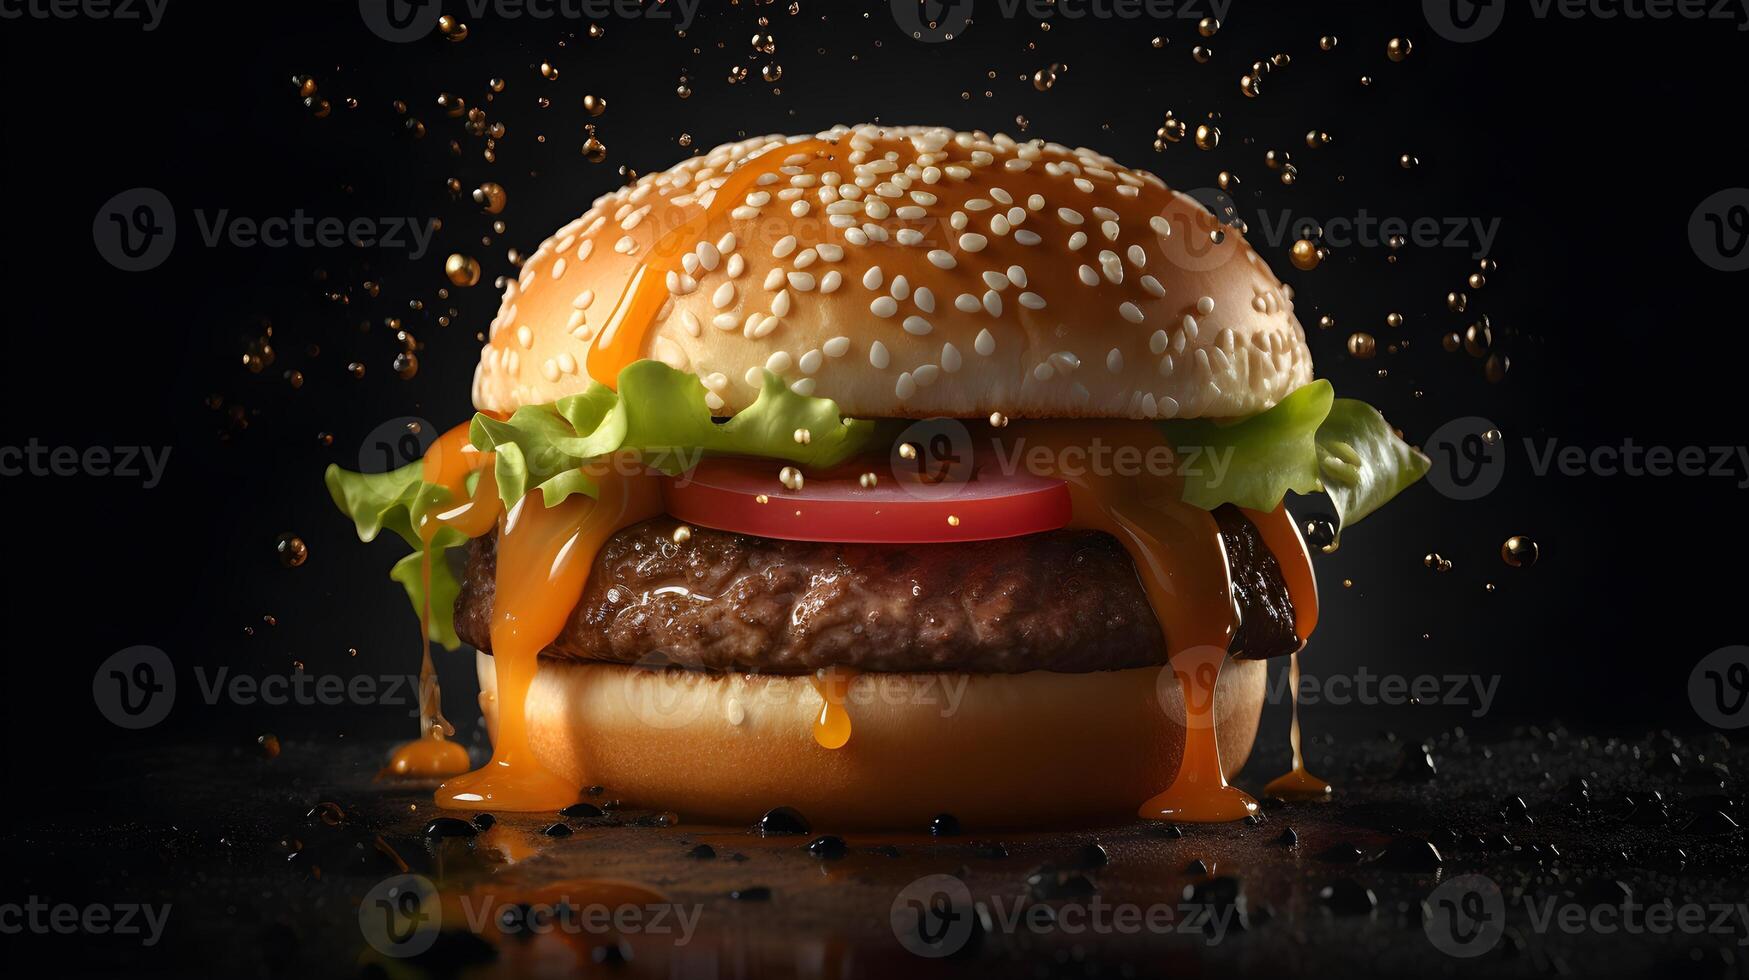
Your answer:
585;137;839;384
1263;651;1333;801
996;422;1258;823
1244;505;1333;800
810;668;857;750
437;471;664;811
384;422;498;780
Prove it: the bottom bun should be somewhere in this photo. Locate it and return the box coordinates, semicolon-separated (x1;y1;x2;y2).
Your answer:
477;654;1267;829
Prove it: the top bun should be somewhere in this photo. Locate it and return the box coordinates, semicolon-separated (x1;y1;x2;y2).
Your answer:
472;124;1313;420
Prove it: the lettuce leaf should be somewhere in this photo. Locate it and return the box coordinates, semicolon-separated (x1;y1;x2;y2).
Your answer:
323;460;468;650
1158;379;1429;547
469;359;883;510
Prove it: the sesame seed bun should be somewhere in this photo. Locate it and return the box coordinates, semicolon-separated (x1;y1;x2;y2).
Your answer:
478;653;1267;829
472;124;1313;421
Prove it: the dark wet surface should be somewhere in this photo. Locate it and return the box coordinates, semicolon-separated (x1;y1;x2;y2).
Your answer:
7;726;1749;978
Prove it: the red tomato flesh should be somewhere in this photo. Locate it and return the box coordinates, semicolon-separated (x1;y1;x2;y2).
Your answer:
661;456;1071;544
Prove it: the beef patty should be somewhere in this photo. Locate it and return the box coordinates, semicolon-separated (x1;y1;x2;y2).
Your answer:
454;505;1300;673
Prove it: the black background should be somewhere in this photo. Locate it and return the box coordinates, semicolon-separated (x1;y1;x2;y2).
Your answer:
2;0;1745;797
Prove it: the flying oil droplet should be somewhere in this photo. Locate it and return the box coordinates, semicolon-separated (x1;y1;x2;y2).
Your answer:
472;182;507;213
1501;536;1538;568
275;534;308;568
1347;332;1377;358
445;253;481;287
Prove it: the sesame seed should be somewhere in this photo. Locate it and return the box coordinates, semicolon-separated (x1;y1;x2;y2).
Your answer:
1148;216;1172;237
915;287;936;313
1058;208;1085;225
817;243;844;262
773;235;797;258
794;248;818;269
891;275;911;300
1140;275;1165;298
820;270;843;293
1077;265;1099;287
823;336;851;357
982;270;1010;291
765;351;793;374
975;328;996;356
863;266;883;290
712;282;737;309
788;272;817;292
750;315;781;339
1106;348;1124;373
1149;330;1169;354
955;293;981;312
982;291;1003;317
763;268;785;290
960;233;989;252
1197;295;1216;315
727;253;746;277
799;349;823;374
1068;231;1088;250
771;289;792;317
1027;194;1046;210
1014;230;1042;246
896;228;924;246
516;325;534;348
1119;302;1145;323
903;316;933;335
913;364;941;387
895;372;917;398
941;343;963;372
1018;291;1046;310
871;296;898;318
713;313;740;331
869;340;891;369
927;250;957;269
1033;362;1055;382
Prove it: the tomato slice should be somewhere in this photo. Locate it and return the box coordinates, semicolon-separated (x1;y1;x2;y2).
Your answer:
661;455;1071;544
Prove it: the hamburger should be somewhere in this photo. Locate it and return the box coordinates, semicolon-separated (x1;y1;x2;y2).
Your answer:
328;124;1427;828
